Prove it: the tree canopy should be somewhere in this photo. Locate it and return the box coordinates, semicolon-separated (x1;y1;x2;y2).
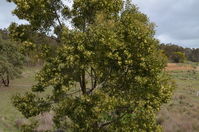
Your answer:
9;0;174;131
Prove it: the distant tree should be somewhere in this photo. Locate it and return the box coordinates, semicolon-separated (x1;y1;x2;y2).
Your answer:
9;0;174;131
159;44;185;63
184;48;192;61
189;48;199;62
0;31;24;87
172;52;186;63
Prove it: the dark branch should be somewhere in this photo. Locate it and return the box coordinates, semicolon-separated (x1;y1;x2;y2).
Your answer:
65;90;81;96
87;68;112;94
99;113;126;129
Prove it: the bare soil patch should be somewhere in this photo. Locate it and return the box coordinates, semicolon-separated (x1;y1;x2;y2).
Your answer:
166;63;195;71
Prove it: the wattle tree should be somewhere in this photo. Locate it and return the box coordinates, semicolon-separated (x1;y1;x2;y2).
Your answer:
8;0;174;131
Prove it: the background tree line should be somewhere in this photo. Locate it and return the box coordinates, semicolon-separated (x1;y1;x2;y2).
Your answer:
160;43;199;63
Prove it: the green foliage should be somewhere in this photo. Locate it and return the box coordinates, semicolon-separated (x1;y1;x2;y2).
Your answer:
12;92;51;118
0;32;24;86
10;0;174;131
72;0;123;30
7;0;64;31
9;23;33;42
20;41;55;65
173;52;186;63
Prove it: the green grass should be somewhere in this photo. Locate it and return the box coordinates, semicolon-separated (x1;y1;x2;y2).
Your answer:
0;66;40;132
1;66;199;132
158;70;199;132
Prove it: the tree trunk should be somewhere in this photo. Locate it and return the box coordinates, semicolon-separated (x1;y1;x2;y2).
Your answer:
2;75;9;87
81;70;86;94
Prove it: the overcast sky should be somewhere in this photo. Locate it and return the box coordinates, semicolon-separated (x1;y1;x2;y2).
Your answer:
0;0;199;48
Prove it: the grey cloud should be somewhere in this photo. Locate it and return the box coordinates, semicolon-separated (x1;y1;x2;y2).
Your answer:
133;0;199;48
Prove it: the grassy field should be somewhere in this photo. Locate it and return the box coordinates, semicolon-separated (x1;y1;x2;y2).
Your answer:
0;64;199;131
158;69;199;132
0;67;39;132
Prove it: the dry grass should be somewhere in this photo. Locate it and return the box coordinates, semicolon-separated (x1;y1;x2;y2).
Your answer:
37;112;54;132
0;66;40;132
166;63;195;71
158;70;199;132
